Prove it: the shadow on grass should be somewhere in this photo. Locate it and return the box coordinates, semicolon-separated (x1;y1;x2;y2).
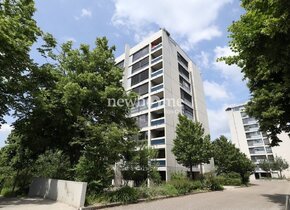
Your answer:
261;193;287;208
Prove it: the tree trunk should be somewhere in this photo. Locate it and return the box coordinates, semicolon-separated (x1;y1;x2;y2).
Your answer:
189;165;193;180
279;170;282;179
12;170;19;193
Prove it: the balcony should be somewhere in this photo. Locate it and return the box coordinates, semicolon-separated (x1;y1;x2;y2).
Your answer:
151;55;162;64
151;99;164;109
151;83;163;92
131;105;148;114
250;150;266;155
245;127;259;133
151;117;165;126
180;82;191;92
152;159;166;167
151;43;162;51
246;135;262;140
151;68;163;78
151;137;165;145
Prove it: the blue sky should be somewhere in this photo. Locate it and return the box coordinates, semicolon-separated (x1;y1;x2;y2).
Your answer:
0;0;250;147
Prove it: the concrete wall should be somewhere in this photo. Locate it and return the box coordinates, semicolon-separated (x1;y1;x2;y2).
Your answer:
29;178;87;208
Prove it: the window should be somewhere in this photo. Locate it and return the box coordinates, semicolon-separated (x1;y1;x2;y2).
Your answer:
138;131;148;141
116;60;124;69
131;69;149;86
156;149;165;158
132;83;148;96
135;114;148;128
132;57;149;73
180;89;192;104
182;103;193;119
177;52;188;67
178;64;189;80
179;76;190;91
132;46;149;62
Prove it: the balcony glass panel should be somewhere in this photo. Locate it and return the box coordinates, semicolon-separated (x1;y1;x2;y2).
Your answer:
151;55;162;64
151;43;162;51
151;137;165;145
151;99;164;109
151;84;163;92
151;117;165;126
152;160;166;167
151;69;163;78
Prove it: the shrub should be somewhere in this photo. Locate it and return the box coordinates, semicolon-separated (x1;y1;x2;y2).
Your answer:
203;172;224;191
167;179;194;195
191;180;203;190
105;186;139;204
160;184;179;196
170;171;187;180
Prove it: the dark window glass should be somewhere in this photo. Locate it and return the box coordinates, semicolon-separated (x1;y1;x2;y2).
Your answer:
156;149;165;158
132;57;149;73
179;76;190;90
116;60;124;69
131;69;149;86
177;52;188;67
178;64;189;79
132;46;149;62
136;114;148;128
180;89;192;104
132;83;148;96
182;103;193;118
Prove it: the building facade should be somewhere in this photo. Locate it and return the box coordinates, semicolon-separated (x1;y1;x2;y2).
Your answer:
115;29;213;181
226;104;290;179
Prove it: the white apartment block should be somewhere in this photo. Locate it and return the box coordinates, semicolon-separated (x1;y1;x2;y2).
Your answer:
226;104;290;179
115;29;213;181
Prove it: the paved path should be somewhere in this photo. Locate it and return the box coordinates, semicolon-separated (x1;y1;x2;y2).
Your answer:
106;180;290;210
0;197;76;210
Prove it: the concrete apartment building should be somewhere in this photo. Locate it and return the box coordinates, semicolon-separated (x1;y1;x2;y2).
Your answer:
115;29;213;181
226;104;290;179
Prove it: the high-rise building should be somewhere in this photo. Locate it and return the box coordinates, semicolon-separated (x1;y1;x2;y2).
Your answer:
115;29;213;181
226;104;290;179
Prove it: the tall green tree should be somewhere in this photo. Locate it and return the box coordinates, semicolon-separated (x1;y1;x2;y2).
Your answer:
220;0;290;146
259;159;272;178
0;0;41;123
172;114;213;179
272;156;289;178
213;136;255;184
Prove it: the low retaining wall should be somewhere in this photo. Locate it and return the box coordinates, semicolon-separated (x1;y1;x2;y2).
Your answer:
29;177;87;208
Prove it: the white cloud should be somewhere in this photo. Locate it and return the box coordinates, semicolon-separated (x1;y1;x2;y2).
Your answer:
204;80;230;101
207;105;231;140
195;51;210;68
213;46;244;82
0;124;13;147
112;0;233;47
75;8;92;20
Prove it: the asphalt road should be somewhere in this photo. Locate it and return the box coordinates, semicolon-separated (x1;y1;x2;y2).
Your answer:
106;180;290;210
0;197;76;210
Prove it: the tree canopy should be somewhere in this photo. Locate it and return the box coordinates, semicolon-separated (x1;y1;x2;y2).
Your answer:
220;0;290;146
0;0;41;124
172;114;213;179
213;136;255;184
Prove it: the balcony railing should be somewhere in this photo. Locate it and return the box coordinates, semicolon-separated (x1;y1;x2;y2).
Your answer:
151;99;164;109
151;83;163;92
151;137;165;145
151;69;163;78
131;105;148;114
151;43;162;51
245;127;259;132
246;135;262;140
151;117;165;126
151;55;162;64
152;159;166;167
250;150;266;155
